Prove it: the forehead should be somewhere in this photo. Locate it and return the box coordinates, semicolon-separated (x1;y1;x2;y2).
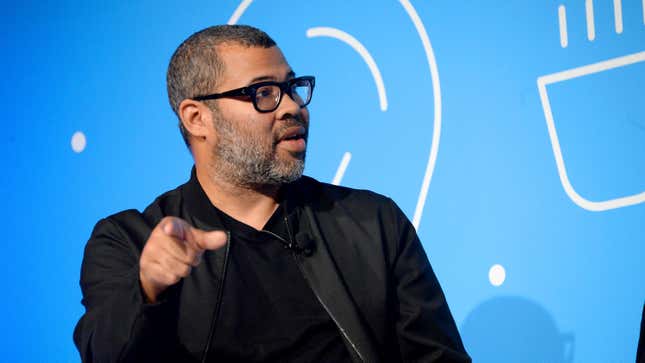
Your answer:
216;44;291;87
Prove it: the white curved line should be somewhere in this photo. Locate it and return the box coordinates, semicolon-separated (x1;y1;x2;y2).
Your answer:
306;27;388;112
399;0;442;231
228;0;253;25
332;152;352;186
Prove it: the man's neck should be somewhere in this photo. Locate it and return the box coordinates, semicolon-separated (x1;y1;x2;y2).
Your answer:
195;166;281;231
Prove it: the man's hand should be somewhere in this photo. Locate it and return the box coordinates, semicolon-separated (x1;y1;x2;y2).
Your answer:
139;217;228;303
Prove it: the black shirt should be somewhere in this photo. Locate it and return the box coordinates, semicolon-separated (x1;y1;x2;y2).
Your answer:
207;204;352;362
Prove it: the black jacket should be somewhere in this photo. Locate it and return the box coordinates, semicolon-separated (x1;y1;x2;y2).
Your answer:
74;170;471;363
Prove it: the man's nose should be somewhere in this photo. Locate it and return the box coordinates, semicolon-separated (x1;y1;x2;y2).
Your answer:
275;90;303;119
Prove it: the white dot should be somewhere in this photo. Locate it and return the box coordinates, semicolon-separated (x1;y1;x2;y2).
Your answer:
71;131;86;153
488;264;506;287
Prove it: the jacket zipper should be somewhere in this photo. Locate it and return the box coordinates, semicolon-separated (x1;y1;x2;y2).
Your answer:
260;219;365;362
200;231;232;363
291;253;365;362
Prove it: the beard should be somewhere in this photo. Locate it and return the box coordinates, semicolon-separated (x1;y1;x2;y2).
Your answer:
210;109;306;188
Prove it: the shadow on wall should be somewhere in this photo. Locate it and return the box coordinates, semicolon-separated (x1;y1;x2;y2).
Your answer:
461;296;574;363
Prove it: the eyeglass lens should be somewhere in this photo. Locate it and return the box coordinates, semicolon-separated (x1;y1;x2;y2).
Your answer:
254;79;312;111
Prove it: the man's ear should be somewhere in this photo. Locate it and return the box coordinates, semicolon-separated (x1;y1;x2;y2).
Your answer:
179;99;213;142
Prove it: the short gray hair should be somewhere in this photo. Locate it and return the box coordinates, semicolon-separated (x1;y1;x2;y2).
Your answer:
166;25;277;146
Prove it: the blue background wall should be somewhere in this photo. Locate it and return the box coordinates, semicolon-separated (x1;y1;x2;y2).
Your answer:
1;1;643;362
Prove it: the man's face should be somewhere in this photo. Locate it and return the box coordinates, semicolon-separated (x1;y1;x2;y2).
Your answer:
207;44;310;187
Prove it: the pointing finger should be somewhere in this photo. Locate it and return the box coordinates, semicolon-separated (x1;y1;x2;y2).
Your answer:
187;228;229;251
159;217;228;252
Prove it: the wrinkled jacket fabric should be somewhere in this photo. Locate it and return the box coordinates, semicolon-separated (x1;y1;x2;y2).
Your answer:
74;171;471;363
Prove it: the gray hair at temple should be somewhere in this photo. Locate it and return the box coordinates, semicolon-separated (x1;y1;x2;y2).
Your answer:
166;25;277;147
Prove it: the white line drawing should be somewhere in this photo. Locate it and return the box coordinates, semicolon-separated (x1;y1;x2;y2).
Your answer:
614;0;623;34
537;50;645;211
306;27;388;112
332;152;352;186
586;0;596;41
559;5;569;48
399;0;442;230
229;0;442;230
228;0;253;25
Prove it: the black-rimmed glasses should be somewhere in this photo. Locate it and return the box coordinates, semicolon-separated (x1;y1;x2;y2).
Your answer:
192;76;315;113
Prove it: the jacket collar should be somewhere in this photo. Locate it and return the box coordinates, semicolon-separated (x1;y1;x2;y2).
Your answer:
180;166;303;231
180;166;227;231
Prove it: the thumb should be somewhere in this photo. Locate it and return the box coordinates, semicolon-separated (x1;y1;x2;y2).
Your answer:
188;228;229;251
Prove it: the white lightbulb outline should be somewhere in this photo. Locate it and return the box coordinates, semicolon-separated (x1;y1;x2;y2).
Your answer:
229;0;442;231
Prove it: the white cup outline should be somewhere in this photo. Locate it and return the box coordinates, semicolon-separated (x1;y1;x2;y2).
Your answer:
537;50;645;211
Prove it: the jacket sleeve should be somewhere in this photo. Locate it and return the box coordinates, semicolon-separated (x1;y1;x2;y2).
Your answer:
73;217;178;363
387;200;471;363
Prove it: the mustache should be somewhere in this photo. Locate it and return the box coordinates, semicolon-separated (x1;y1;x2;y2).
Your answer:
281;115;306;128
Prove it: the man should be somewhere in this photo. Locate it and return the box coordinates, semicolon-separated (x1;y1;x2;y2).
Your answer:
74;25;470;363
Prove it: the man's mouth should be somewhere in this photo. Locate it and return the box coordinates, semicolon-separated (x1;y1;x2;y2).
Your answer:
279;126;307;142
278;126;307;152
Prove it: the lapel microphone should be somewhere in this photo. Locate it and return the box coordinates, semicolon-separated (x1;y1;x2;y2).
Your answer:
281;198;315;257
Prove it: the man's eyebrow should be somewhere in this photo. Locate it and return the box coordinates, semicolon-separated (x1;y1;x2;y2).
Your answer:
247;70;296;84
